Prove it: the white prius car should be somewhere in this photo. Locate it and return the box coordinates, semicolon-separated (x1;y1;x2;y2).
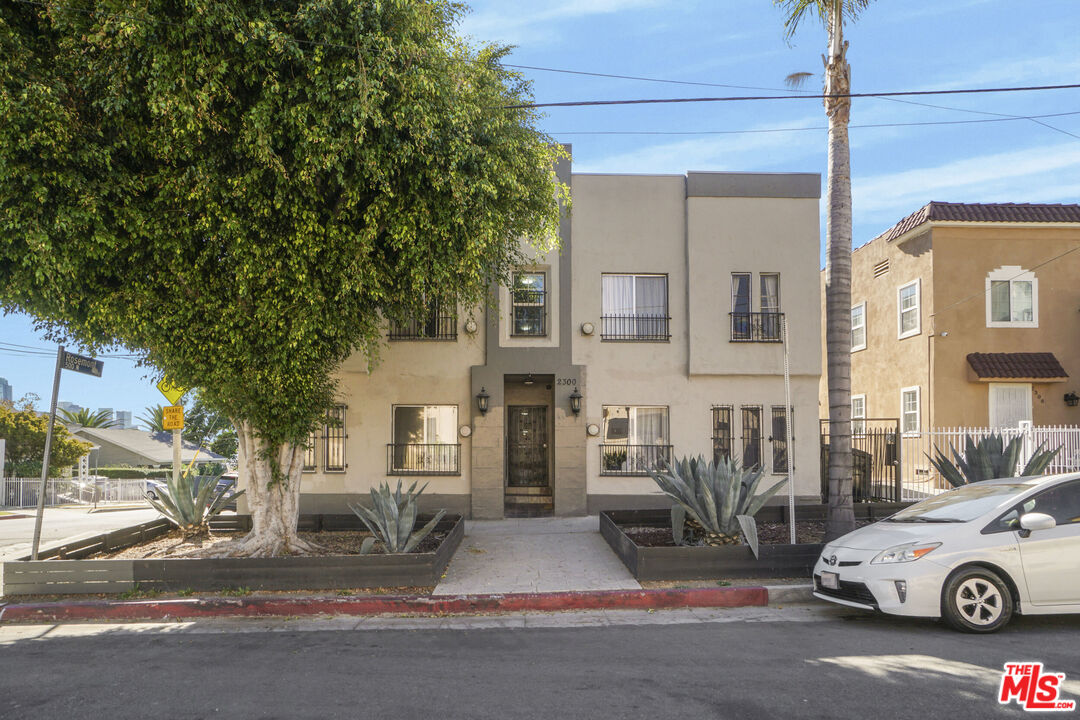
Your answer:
812;473;1080;632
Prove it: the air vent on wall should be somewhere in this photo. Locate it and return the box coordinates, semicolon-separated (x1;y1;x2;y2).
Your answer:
872;259;890;278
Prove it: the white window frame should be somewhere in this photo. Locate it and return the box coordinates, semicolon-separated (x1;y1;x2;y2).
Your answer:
897;280;921;340
985;266;1038;328
900;386;921;436
851;302;866;352
851;394;866;437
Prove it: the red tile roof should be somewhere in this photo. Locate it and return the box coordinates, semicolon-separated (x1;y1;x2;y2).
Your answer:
967;352;1069;380
877;202;1080;243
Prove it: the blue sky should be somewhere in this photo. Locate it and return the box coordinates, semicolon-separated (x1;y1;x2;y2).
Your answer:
2;0;1078;414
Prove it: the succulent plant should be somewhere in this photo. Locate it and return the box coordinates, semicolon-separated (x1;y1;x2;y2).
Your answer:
145;474;242;536
349;480;446;554
649;455;787;558
928;434;1060;487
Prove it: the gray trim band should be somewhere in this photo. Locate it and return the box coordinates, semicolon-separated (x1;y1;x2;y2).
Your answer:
686;172;821;199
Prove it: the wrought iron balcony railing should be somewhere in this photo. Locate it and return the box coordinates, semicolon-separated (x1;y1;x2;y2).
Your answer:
386;443;461;475
599;444;674;476
600;314;671;341
389;301;457;341
729;312;784;342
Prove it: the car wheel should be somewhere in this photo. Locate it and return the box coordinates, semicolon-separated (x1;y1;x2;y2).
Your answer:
942;567;1014;633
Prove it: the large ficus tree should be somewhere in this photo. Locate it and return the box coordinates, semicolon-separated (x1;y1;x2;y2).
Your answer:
775;0;870;541
0;1;565;555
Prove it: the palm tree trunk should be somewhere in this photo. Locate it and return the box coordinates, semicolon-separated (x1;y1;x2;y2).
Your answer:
823;2;855;541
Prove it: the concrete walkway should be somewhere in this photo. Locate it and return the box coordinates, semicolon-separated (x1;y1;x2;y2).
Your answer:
433;516;641;596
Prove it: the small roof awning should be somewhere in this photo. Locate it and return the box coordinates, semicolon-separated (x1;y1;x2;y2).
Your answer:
967;352;1069;382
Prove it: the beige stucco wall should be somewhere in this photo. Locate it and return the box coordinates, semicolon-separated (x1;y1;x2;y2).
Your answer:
931;225;1080;428
820;230;935;427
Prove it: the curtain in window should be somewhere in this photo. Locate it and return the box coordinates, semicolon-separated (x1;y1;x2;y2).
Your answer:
731;274;751;313
1011;281;1033;322
602;275;634;316
760;274;780;313
629;407;668;445
635;275;666;336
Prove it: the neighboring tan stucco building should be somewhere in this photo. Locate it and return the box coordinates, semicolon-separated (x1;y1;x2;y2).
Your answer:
820;202;1080;436
276;156;823;519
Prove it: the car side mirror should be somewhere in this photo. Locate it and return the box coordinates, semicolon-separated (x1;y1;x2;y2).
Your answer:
1018;512;1056;538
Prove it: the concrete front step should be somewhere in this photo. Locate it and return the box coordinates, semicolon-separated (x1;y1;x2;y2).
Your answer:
504;486;552;496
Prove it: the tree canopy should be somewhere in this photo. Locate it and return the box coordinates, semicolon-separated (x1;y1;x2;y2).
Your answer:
1;397;93;477
0;0;565;449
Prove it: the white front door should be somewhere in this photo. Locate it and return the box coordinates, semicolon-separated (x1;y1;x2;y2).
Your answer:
989;383;1032;429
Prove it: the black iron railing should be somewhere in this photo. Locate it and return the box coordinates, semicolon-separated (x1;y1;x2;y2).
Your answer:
600;444;673;476
600;315;671;341
389;301;457;340
511;288;547;336
387;443;461;475
730;312;783;342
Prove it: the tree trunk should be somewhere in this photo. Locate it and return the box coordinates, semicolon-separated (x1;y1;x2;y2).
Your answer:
195;420;320;557
823;3;856;542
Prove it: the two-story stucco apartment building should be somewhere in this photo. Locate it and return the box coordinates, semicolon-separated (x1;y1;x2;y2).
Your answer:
821;202;1080;437
287;156;822;519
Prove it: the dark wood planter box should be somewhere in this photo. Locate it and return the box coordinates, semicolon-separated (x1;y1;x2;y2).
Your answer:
1;514;464;596
600;510;823;581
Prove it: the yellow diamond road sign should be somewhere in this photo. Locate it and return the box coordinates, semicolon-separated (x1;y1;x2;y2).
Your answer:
163;405;184;431
157;379;188;406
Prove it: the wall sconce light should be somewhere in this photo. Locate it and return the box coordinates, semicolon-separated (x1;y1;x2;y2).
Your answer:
569;387;582;415
523;373;534;386
464;318;478;335
1065;392;1079;407
476;387;490;415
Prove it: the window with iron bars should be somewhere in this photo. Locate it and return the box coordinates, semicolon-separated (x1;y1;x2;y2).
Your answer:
511;272;547;336
324;405;347;472
600;274;670;341
770;406;793;474
741;406;762;470
711;406;733;465
388;298;457;341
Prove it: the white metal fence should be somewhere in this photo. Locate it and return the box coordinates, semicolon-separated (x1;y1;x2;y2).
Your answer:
899;424;1080;501
0;477;151;509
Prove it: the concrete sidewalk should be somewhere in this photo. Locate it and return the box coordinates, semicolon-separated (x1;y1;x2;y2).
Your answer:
433;516;641;596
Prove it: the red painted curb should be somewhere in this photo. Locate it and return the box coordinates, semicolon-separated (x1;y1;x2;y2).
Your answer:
0;586;767;624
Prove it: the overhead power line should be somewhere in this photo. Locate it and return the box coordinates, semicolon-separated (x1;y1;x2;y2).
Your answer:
505;83;1080;109
548;110;1080;137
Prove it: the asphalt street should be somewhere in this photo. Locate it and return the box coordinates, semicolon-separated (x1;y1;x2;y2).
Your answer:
1;604;1077;720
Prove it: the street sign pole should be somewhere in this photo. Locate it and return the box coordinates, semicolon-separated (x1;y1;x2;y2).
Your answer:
173;428;182;485
31;346;64;561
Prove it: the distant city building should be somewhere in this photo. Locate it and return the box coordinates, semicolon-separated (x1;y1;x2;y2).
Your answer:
114;410;134;429
0;377;11;404
57;401;84;414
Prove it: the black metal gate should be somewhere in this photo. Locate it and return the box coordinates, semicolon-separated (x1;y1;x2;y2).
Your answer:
820;418;901;502
507;406;550;487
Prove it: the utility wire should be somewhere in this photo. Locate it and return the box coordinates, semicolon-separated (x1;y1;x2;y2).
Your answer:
549;111;1080;136
507;83;1080;109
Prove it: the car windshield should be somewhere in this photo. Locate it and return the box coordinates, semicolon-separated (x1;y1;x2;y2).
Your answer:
886;482;1031;523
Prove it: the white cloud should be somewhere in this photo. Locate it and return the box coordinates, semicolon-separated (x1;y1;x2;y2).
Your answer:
852;142;1080;229
459;0;665;46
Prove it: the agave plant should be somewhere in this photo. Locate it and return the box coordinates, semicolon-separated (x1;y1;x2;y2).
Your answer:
928;434;1060;487
649;455;788;558
145;474;243;537
349;480;446;554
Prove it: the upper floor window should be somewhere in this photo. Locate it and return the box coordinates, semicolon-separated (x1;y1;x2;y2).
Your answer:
511;272;547;336
388;405;460;475
731;272;782;342
851;302;866;352
601;274;670;341
389;298;457;341
600;405;671;475
897;280;920;339
986;266;1038;328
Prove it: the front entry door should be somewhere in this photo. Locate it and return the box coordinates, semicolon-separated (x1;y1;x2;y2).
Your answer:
507;406;549;487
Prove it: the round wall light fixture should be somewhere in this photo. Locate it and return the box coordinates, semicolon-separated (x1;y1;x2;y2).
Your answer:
459;425;473;438
586;423;600;437
464;318;478;334
580;322;595;336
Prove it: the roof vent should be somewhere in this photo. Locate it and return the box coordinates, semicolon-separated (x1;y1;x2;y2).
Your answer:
873;259;890;278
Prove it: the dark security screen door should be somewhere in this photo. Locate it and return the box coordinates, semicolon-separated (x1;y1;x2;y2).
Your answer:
507;406;549;487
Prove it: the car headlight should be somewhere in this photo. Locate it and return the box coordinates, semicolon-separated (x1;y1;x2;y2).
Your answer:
871;541;941;564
